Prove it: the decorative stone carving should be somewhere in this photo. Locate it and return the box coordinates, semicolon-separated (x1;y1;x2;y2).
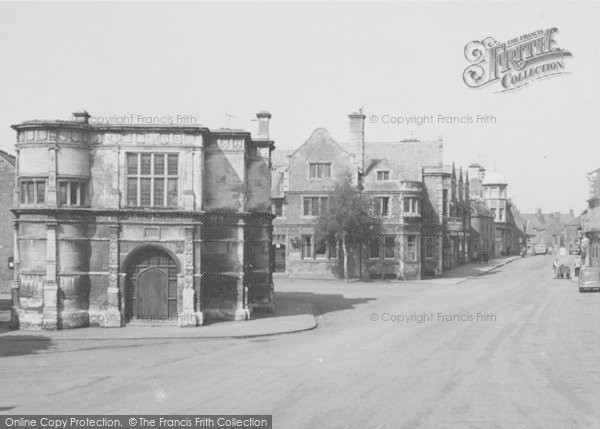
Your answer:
105;224;121;327
147;133;159;145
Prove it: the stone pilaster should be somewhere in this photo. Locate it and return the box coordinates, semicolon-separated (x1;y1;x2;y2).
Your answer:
46;146;57;206
103;224;122;327
10;222;20;329
179;226;203;326
182;149;195;210
42;222;58;329
235;219;250;321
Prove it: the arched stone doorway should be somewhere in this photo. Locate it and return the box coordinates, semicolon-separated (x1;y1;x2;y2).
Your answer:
123;246;180;323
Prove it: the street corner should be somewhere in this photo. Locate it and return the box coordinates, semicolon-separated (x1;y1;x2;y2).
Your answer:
0;298;318;341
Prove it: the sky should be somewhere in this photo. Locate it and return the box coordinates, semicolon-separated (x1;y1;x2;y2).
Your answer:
0;1;598;214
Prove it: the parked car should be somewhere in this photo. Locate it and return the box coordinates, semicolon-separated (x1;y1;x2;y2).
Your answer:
569;247;582;255
578;267;600;292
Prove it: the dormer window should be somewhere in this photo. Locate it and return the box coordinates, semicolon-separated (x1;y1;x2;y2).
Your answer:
376;171;390;181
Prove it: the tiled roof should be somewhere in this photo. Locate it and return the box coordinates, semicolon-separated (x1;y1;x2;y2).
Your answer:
339;140;442;182
271;149;292;167
0;150;15;167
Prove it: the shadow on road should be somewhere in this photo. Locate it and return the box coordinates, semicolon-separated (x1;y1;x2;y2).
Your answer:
439;267;501;279
276;291;376;316
0;335;52;358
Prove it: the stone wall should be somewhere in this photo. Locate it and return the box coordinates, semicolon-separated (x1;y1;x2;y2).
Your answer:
0;155;15;295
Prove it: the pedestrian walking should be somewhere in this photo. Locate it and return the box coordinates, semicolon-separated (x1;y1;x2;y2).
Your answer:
574;258;582;278
553;259;559;279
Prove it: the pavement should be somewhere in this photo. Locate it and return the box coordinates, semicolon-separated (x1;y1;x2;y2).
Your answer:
1;256;600;427
0;296;317;340
421;255;522;285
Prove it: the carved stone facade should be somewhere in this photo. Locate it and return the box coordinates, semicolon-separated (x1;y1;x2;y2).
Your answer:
11;110;275;330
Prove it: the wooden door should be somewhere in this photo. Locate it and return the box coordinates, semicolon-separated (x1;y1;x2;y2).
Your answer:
137;268;168;320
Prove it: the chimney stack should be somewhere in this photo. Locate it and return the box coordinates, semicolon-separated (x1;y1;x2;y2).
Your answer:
72;110;90;124
349;108;366;174
256;111;271;140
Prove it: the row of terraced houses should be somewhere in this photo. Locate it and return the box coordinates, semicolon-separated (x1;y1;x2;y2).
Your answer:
270;110;525;280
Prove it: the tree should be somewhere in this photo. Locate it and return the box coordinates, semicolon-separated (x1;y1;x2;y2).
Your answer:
315;173;382;281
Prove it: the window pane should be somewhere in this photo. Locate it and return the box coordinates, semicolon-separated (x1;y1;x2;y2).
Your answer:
370;238;380;258
70;182;79;205
167;178;177;207
167;155;178;175
309;164;317;178
302;235;312;259
20;182;26;203
154;178;165;207
311;197;319;215
126;154;138;175
303;198;310;216
274;199;283;216
59;182;68;205
21;182;33;204
324;163;331;178
127;178;138;206
382;198;389;216
407;236;416;261
140;154;152;175
154;154;165;175
404;198;410;213
315;236;326;258
385;236;395;258
35;181;45;204
317;163;324;178
25;182;34;204
79;183;86;205
140;178;151;206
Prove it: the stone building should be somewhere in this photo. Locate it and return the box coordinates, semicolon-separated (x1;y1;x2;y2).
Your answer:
0;150;16;296
272;111;460;280
521;209;576;252
467;163;495;260
582;167;600;267
10;110;274;330
468;197;495;261
480;171;523;256
421;164;471;274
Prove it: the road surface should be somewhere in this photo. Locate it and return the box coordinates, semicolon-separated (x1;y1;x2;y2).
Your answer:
1;255;599;428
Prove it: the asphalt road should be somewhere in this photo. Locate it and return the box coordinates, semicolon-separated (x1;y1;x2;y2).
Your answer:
1;255;599;428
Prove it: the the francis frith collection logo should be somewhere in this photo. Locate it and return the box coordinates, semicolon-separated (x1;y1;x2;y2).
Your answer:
463;28;572;92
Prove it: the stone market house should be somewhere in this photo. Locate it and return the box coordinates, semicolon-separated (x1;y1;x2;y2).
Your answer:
10;110;275;330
